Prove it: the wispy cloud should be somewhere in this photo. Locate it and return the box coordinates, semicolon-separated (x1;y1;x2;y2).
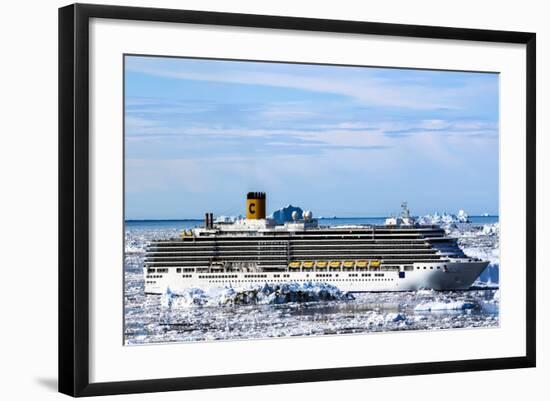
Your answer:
382;120;498;138
126;57;497;111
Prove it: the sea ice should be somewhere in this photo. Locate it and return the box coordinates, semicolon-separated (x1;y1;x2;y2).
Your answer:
161;282;353;308
414;301;478;312
124;219;500;344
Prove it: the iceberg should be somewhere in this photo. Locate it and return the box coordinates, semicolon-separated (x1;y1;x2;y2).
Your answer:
417;210;470;226
269;205;304;224
457;209;470;223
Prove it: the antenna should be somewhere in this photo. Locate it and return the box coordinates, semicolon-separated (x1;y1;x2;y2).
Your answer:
401;201;410;218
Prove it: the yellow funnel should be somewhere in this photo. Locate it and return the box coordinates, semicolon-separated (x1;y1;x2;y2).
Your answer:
246;192;266;219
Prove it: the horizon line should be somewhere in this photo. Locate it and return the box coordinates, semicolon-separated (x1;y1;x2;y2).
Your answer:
125;215;499;222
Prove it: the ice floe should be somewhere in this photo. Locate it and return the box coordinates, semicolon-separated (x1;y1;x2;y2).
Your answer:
414;301;478;312
161;282;354;308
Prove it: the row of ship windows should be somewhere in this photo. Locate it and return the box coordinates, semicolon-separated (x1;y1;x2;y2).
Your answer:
315;273;384;278
201;274;239;279
242;274;292;278
148;273;388;279
150;268;168;273
148;268;196;273
193;273;387;279
419;265;446;270
146;275;195;280
348;273;385;277
196;274;291;279
206;278;395;283
147;267;446;276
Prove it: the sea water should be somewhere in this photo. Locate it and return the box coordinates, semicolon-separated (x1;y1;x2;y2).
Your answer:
124;217;499;344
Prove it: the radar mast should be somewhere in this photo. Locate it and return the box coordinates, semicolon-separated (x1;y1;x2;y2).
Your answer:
401;201;410;219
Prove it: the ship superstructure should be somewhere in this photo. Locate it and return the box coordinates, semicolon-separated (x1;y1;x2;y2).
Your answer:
143;193;488;294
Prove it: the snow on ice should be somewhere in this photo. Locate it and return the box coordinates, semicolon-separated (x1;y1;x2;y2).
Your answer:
160;282;354;309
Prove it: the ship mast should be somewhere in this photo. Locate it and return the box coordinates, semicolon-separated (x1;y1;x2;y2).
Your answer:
401;201;410;219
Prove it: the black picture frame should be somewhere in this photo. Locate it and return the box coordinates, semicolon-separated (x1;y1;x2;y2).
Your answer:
59;3;536;397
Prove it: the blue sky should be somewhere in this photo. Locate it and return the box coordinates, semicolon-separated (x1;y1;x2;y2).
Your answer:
124;55;499;220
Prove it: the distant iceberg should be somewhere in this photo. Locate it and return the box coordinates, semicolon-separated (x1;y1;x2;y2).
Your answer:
269;205;304;224
457;209;470;223
417;209;470;226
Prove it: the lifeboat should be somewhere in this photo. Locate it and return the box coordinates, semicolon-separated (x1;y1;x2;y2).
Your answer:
343;260;355;269
302;261;314;269
180;229;193;238
288;261;301;269
210;262;224;271
315;261;328;270
329;260;342;269
370;260;381;270
356;260;369;269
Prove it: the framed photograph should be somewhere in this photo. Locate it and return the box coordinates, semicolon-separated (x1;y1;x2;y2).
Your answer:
59;3;536;397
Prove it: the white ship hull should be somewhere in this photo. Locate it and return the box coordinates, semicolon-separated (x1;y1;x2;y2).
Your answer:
144;260;488;295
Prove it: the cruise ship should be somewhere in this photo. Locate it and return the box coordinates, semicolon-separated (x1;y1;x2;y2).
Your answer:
143;193;488;294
